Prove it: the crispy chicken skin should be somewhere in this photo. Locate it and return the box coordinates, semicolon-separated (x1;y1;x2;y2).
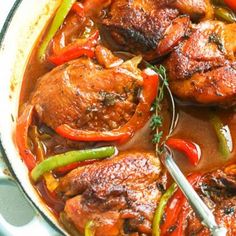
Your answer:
29;54;143;131
170;0;214;20
99;0;213;59
184;169;236;235
100;0;190;58
165;21;236;106
84;0;213;20
57;151;166;235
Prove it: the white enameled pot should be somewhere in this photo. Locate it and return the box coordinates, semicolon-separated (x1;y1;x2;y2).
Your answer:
0;0;69;235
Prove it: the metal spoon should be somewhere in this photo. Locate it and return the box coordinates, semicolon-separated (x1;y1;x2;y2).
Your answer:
163;146;227;236
158;73;227;236
115;51;227;235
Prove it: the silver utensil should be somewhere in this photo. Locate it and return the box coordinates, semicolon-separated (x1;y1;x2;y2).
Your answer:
159;79;227;236
115;51;227;235
163;146;227;236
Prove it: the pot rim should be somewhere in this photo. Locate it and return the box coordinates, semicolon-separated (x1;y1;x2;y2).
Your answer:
0;1;66;235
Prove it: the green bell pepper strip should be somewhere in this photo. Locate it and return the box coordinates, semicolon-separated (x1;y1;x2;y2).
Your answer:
31;146;116;182
85;221;95;236
38;0;76;61
152;183;177;236
214;6;236;23
209;113;231;158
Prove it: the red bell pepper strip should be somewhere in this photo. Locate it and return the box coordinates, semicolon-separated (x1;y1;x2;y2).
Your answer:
48;30;99;65
71;2;85;17
56;68;159;142
15;105;37;170
160;174;202;235
152;183;177;236
169;205;189;236
166;138;201;166
224;0;236;11
83;0;111;16
37;180;64;216
55;159;99;175
50;12;86;56
56;124;131;142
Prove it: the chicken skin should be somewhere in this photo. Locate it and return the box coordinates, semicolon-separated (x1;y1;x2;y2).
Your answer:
185;168;236;235
165;21;236;106
170;0;213;20
99;0;213;59
57;151;167;236
100;0;190;59
29;54;143;131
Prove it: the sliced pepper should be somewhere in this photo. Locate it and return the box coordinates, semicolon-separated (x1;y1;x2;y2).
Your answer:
152;183;177;236
224;0;236;11
29;126;59;192
38;0;76;61
48;30;99;65
160;174;202;235
85;221;95;236
55;159;99;175
28;125;45;162
31;146;116;182
83;0;111;17
166;138;201;166
214;6;236;22
51;11;86;56
71;2;85;17
224;164;236;175
169;206;189;236
15;105;36;171
209;113;231;159
37;181;64;216
56;68;159;142
212;0;236;11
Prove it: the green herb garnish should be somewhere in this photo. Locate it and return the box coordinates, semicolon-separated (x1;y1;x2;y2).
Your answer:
148;65;168;148
150;115;163;130
152;131;164;144
208;33;224;51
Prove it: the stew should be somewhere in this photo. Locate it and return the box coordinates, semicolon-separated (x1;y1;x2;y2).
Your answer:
16;0;236;235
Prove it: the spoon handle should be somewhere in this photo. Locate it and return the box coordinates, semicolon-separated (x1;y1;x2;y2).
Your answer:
163;147;227;236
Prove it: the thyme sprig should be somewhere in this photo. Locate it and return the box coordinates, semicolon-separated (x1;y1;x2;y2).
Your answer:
153;131;163;144
148;65;168;149
150;115;162;130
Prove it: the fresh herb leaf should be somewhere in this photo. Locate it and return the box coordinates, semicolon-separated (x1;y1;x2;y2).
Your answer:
149;64;168;111
150;115;162;130
99;91;117;107
208;33;224;51
148;64;169;150
152;131;163;144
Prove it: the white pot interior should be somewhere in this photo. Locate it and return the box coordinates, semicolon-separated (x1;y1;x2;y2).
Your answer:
0;0;68;235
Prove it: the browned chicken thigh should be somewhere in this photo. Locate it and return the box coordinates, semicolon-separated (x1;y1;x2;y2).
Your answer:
29;55;143;131
184;169;236;235
100;0;190;58
170;0;213;20
99;0;213;59
57;151;166;236
15;0;236;236
165;21;236;106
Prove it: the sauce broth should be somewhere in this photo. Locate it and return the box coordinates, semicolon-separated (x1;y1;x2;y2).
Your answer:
21;44;236;176
18;4;236;226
